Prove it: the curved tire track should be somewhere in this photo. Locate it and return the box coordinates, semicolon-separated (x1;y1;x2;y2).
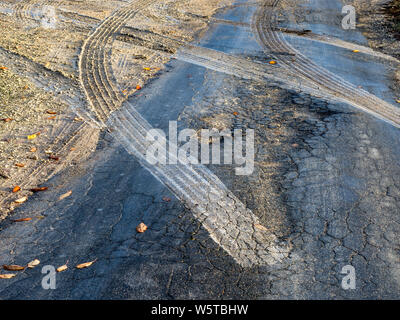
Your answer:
253;0;400;128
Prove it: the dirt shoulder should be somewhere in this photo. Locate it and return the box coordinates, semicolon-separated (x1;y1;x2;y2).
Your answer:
352;0;400;93
0;0;231;219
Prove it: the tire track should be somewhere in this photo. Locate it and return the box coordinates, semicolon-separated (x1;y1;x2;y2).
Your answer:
79;0;290;267
253;0;400;128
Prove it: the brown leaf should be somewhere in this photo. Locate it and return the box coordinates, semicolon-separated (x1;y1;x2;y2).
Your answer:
14;196;28;204
136;222;148;233
12;186;21;193
46;110;57;115
13;218;32;222
0;274;16;279
2;118;13;122
3;265;25;271
49;155;60;161
27;259;40;269
15;163;25;168
58;190;72;201
76;259;96;269
30;187;48;193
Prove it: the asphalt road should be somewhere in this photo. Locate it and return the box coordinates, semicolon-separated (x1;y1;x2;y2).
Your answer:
1;0;400;299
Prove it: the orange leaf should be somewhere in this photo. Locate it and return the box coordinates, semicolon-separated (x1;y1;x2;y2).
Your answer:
13;218;32;222
269;60;277;65
30;187;48;192
30;147;37;152
3;265;25;271
233;112;239;116
2;118;13;122
46;110;57;115
57;264;68;272
76;259;97;269
15;163;25;168
136;85;142;90
12;186;21;193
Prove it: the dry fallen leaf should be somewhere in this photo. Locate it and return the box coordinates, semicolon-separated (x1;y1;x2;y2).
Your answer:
0;274;16;279
14;196;28;204
46;110;57;115
269;60;277;65
353;49;360;53
58;190;72;201
15;163;25;168
76;259;96;269
12;186;21;193
13;218;32;222
3;265;25;271
254;223;268;232
49;155;60;161
73;117;84;122
27;259;40;269
57;265;68;272
233;112;239;116
143;67;151;71
0;66;8;70
2;118;13;122
136;222;148;233
30;187;48;192
136;85;142;90
27;134;37;140
30;147;37;152
47;116;56;120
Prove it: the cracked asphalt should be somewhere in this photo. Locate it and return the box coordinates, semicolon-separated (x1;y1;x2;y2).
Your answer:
1;0;400;299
